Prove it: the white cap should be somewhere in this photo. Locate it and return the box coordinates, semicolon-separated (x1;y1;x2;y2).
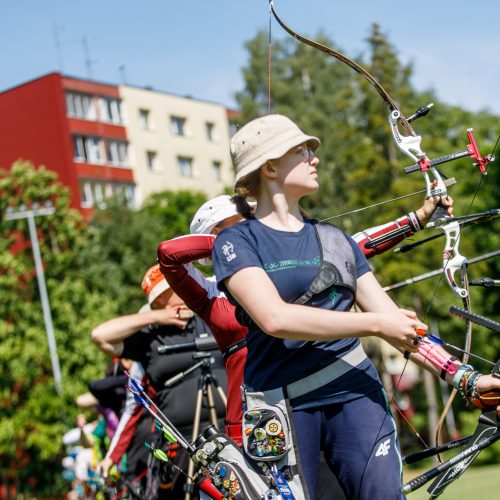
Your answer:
190;195;241;235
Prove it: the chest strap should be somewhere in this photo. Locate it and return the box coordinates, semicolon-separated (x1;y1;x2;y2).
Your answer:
294;222;357;305
222;338;247;360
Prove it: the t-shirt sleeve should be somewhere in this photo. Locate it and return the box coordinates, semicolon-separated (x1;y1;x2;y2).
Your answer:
212;226;262;293
348;235;371;278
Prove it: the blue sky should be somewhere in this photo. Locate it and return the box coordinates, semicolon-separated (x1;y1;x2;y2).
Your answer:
2;1;499;114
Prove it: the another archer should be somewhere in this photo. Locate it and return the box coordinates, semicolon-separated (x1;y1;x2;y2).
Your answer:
212;114;500;500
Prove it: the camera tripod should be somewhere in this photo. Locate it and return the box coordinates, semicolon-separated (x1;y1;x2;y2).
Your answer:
164;352;227;500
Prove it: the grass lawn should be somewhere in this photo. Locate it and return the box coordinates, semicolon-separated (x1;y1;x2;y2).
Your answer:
403;464;499;499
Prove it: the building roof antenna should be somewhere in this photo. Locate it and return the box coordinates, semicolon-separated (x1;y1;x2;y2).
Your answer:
52;22;65;71
82;35;98;79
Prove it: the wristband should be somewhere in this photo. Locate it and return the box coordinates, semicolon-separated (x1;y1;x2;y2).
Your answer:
408;211;422;232
465;371;482;400
452;364;474;390
458;369;480;400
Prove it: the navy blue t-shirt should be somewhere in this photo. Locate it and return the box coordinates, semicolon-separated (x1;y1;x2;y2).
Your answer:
212;218;382;409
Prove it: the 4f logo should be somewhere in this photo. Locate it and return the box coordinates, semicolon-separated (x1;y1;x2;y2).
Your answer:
222;241;237;262
375;439;391;457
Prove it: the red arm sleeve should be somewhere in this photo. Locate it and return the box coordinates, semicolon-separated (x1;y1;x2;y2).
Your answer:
157;235;246;352
158;235;248;435
353;212;422;259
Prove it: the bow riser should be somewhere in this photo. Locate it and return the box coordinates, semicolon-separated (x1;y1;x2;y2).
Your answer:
441;221;468;298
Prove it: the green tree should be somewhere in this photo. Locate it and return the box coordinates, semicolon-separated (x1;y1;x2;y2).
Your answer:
0;161;113;495
0;165;216;494
78;190;208;315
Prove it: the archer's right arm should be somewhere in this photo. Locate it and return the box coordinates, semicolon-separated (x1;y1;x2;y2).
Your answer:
157;234;247;351
354;195;453;258
91;309;187;357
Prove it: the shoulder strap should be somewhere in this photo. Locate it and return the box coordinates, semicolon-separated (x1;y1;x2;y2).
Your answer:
294;222;357;305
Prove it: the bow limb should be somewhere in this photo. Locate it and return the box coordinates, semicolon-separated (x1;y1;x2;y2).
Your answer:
270;0;399;112
270;0;447;202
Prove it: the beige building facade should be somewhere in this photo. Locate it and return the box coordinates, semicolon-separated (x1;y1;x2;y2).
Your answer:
119;85;234;205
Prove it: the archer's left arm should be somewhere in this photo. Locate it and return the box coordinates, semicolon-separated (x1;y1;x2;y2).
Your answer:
354;195;453;258
356;272;500;413
414;338;500;412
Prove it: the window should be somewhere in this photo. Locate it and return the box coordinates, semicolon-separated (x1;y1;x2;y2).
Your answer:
98;97;123;124
79;180;136;208
139;109;150;130
80;182;93;207
123;184;136;206
212;160;222;181
106;140;128;166
73;136;86;161
73;135;104;164
206;122;215;141
177;156;193;177
65;92;96;120
170;116;186;136
93;183;104;206
146;151;159;171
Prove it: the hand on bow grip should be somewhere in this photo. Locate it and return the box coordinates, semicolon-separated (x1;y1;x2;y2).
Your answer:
423;181;454;225
414;183;454;227
475;360;500;412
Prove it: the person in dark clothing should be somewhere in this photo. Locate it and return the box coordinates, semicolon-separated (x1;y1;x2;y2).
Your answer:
88;363;128;419
92;264;227;499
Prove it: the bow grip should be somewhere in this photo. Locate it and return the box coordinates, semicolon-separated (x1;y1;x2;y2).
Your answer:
427;202;449;224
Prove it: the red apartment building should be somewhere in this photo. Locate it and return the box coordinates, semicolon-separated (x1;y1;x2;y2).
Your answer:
0;72;135;218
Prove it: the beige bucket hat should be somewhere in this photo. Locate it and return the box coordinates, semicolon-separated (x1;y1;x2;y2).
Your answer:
231;114;320;186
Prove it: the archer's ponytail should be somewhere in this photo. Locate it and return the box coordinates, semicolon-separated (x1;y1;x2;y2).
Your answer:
231;194;255;219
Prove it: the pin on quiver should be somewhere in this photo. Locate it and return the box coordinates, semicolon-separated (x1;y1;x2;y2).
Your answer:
243;409;288;461
191;425;285;499
240;387;311;499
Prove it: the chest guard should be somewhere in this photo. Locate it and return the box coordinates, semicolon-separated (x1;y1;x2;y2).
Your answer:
294;221;357;305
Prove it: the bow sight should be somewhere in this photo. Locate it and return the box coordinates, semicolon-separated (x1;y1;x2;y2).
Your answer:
404;128;494;176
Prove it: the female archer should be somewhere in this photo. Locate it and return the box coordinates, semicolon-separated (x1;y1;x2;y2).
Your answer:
212;114;500;499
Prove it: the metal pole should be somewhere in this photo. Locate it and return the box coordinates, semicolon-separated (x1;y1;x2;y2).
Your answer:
26;213;63;395
5;205;62;395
